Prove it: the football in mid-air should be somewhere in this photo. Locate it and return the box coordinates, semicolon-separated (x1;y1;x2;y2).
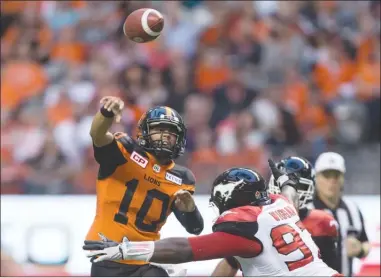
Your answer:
123;8;164;43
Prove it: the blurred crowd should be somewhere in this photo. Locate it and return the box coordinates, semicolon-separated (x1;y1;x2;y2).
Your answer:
1;1;380;194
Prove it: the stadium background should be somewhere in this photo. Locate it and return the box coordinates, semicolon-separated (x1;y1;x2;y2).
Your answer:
1;0;380;276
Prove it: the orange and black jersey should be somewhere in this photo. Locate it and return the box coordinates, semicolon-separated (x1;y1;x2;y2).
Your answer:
86;132;202;265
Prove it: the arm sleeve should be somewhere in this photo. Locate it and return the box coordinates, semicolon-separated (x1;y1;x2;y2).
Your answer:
172;205;204;235
188;231;262;261
226;257;240;270
93;133;134;179
313;236;340;272
357;209;369;243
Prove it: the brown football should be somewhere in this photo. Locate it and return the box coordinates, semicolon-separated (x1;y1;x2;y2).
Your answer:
123;8;164;43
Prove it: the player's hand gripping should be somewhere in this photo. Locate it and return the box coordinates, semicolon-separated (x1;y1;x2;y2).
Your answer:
84;233;154;263
268;159;299;191
100;96;124;123
83;233;126;263
174;190;196;212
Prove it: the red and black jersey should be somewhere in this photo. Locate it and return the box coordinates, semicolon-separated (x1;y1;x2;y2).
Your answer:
188;195;289;265
222;201;340;273
299;208;339;271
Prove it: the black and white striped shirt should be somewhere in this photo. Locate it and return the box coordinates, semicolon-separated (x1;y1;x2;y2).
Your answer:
309;196;369;276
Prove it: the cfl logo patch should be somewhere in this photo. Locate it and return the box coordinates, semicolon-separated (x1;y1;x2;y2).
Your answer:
130;151;148;168
153;164;161;173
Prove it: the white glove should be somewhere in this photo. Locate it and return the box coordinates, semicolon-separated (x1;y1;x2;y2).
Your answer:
86;238;155;263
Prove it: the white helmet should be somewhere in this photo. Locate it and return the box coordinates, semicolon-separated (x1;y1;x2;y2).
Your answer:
268;156;315;209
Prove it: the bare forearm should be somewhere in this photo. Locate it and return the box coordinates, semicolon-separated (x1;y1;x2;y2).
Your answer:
281;185;299;212
90;112;114;147
150;231;261;265
151;238;193;264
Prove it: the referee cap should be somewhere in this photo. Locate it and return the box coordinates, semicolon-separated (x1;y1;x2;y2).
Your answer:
315;152;346;173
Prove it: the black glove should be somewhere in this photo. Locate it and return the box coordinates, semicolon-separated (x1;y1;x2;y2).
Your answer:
83;233;123;263
268;159;299;191
83;233;119;251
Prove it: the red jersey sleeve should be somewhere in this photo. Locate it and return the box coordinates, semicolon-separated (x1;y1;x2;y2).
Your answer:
188;231;262;261
303;209;339;238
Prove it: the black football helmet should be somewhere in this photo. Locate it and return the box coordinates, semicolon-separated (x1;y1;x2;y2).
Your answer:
209;167;270;216
137;106;186;160
268;156;315;209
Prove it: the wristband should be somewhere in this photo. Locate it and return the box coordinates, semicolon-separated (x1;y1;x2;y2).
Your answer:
100;106;115;118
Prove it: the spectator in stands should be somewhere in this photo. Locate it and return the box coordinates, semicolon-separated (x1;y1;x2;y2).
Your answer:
0;1;379;194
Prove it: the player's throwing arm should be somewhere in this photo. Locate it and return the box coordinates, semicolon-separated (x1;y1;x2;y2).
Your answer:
90;97;124;147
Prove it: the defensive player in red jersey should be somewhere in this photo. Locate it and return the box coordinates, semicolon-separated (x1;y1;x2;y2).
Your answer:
212;156;340;276
83;162;343;276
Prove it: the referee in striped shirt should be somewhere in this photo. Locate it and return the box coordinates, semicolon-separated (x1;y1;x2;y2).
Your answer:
308;152;371;276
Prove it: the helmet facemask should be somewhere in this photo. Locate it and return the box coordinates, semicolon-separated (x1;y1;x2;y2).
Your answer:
148;123;181;156
138;118;186;161
297;177;314;209
268;171;315;210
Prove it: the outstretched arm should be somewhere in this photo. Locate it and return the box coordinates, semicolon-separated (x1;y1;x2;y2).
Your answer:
268;159;300;211
90;97;124;147
281;186;299;212
84;232;261;264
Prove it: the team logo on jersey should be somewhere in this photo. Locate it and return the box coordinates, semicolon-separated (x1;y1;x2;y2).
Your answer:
165;172;182;185
153;164;161;173
130;151;148;168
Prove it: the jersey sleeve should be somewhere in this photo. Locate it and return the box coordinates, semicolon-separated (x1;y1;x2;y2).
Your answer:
302;210;339;238
93;132;135;178
93;132;133;164
317;210;339;238
188;231;262;261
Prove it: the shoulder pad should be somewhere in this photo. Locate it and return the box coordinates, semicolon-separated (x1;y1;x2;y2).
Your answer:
167;165;196;186
215;206;262;225
304;209;339;238
114;132;149;158
114;132;135;153
213;206;261;240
